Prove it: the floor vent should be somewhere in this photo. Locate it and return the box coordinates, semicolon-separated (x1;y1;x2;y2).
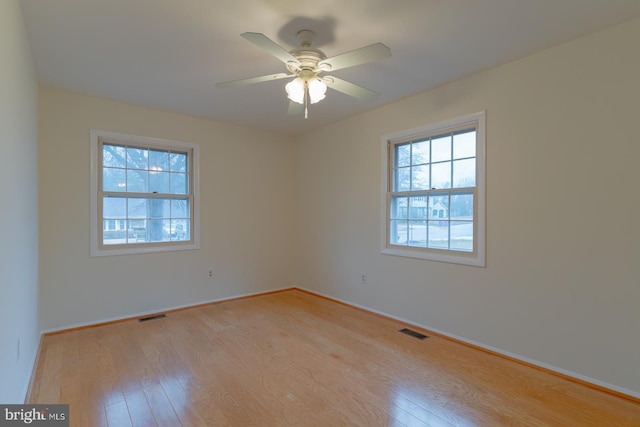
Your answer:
138;314;167;322
399;328;428;340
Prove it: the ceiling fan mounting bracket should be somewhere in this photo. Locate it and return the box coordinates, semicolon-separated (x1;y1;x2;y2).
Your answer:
296;29;316;48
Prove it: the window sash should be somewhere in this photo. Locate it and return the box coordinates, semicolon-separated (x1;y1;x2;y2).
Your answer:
97;193;193;247
387;125;478;254
97;139;194;249
386;188;477;253
388;126;478;193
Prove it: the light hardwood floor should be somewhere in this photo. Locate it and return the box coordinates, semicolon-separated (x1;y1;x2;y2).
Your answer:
28;289;640;426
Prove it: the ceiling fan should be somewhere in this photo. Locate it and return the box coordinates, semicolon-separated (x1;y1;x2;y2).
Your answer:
216;30;391;118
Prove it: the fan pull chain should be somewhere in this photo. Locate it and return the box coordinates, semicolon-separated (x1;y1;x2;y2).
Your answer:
304;81;309;119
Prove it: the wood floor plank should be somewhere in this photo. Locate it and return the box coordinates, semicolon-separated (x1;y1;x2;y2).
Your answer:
105;399;133;427
123;388;156;427
29;289;640;426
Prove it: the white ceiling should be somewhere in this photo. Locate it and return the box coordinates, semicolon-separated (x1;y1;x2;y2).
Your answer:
20;0;640;136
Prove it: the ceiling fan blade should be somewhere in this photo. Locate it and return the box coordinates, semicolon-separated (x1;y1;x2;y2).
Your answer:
324;76;380;101
216;72;293;88
287;101;304;115
241;32;300;65
319;43;391;72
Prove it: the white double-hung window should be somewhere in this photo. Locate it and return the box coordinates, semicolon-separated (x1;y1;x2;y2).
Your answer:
382;112;485;266
90;130;200;256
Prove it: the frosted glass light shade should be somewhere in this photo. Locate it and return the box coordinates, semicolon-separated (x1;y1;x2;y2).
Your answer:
285;78;305;104
308;78;327;104
286;77;327;105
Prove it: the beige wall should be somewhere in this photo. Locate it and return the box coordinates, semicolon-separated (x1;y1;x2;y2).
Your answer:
295;18;640;396
38;88;297;330
0;0;40;403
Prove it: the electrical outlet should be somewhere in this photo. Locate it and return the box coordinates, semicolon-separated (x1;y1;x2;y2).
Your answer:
360;273;366;284
208;270;213;278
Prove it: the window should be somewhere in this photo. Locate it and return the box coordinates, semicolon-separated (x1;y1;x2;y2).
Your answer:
381;112;485;266
90;130;200;256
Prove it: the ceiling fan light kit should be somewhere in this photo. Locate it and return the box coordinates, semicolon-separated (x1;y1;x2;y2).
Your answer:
286;72;327;119
216;29;391;119
286;77;326;103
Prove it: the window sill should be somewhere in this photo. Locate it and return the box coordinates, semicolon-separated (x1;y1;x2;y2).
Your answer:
382;246;485;267
90;241;199;257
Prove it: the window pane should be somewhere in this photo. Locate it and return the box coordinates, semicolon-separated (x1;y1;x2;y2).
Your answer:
408;220;426;247
128;198;148;218
129;220;147;243
149;199;170;218
453;130;476;159
428;221;449;249
452;158;475;188
390;220;408;245
431;162;451;189
127;147;148;170
149;171;170;193
411;140;429;165
170;173;188;194
170;219;189;241
411;165;429;190
390;196;408;219
127;169;148;192
183;221;191;241
102;144;126;168
408;196;427;219
431;134;451;162
103;196;126;218
170;152;187;172
171;199;189;218
102;167;126;192
163;219;177;241
394;167;410;191
103;214;126;246
147;219;166;242
451;193;473;220
451;221;473;251
149;149;169;171
429;194;449;219
395;143;411;167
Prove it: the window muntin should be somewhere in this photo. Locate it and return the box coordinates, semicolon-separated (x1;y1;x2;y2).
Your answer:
90;130;199;256
382;112;485;266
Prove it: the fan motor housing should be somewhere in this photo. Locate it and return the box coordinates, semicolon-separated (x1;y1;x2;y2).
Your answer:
288;48;326;72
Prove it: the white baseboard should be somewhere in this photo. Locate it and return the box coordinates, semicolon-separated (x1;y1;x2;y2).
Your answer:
22;335;42;403
296;287;640;401
39;286;295;335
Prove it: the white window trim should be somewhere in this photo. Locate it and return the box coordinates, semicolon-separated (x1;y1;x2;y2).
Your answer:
380;111;486;267
90;129;200;257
